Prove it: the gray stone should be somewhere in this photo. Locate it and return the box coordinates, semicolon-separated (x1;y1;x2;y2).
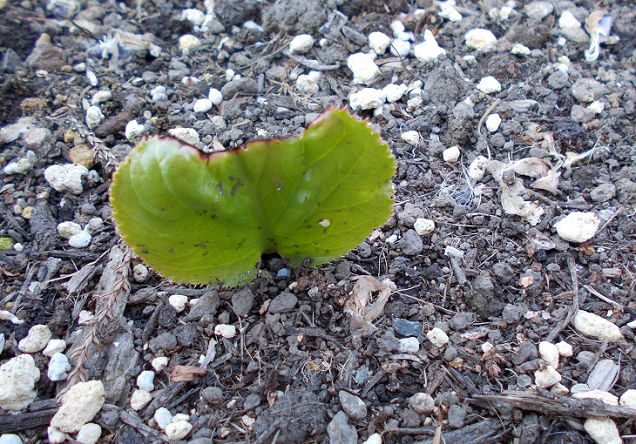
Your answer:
214;0;259;26
443;345;458;361
262;0;327;34
447;404;466;428
185;291;219;321
408;393;435;414
399;229;423;255
201;387;223;405
517;374;533;387
587;359;619;391
524;1;554;20
468;272;504;317
590;183;616;202
149;332;177;353
174;323;198;347
571;105;595;123
243;393;261;410
393;319;422;337
571;78;608;103
231;288;254;317
268;292;297;314
615;178;636;204
25;33;66;71
502;304;523;323
493;262;514;283
547;70;569;90
397;203;425;226
338;390;367;420
513;340;538;365
449;312;473;331
327;411;357;444
221;78;258;98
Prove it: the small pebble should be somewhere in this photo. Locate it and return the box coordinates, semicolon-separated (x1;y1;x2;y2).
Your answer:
57;222;82;239
414;218;435;236
554;212;600;243
133;264;149;283
18;324;52;353
168;127;200;145
534;365;561;388
392;319;422;337
44;164;88;195
362;433;382;444
296;71;321;94
538;341;559;368
465;29;497;51
413;30;446;62
572;310;624;342
168;294;189;313
136;370;155;392
383;83;407;102
151;356;169;372
427;327;449;347
165;420;192;440
208;88;223;106
398;337;419;353
289;34;314;54
68;230;92;248
76;423;101;444
47;428;66;444
0;435;22;444
589;183;615;202
511;44;531;55
193;98;212;113
573;389;618;406
43;339;66;357
3;151;36;175
153;407;173;430
368;31;391;55
214;324;236;339
85;106;104;130
555;341;573;357
349;88;385;111
347;53;381;85
130;389;152;410
179;34;201;53
619;389;636;407
181;8;205;25
408;392;435;414
485;114;501;132
584;418;621;444
442;145;460;163
90;90;111;105
477;76;501;94
47;353;71;381
389;39;410;58
339;390;367;420
125;120;144;141
401;130;420;145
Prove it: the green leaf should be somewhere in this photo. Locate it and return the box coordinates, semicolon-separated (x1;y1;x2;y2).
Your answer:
111;109;395;286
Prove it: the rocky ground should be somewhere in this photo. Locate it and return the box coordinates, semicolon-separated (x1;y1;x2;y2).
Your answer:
0;0;635;443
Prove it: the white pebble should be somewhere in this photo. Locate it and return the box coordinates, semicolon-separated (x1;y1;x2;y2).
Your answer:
133;264;149;282
347;53;381;85
389;39;411;58
57;222;82;239
584;418;621;444
534;365;561;388
511;44;531;55
414;218;435;236
173;413;190;422
210;115;226;130
438;1;462;22
465;29;497;51
559;11;581;29
442;145;460;163
165;420;192;440
477;76;501;94
468;155;489;181
136;370;155;392
573;389;618;405
485;113;501;132
3;151;36;175
296;71;321;94
214;324;237;339
168;127;199;146
43;339;66;357
153;407;173;430
587;100;604;114
349;88;386;111
362;433;383;444
572;310;624;342
208;88;223;106
193;98;212;113
413;30;446;62
85;106;104;130
383;83;407;102
398;337;420;353
181;8;205;25
538;341;559;368
44;164;88;195
289;34;314;54
150;85;168;102
400;130;420;146
86;217;103;233
90;90;111;105
18;324;52;353
427;327;449;347
125;120;144;141
179;34;201;53
78;310;94;325
390;21;405;36
76;423;101;444
619;389;636;408
130;389;152;411
554;212;600;243
368;31;391;54
68;230;92;249
47;353;71;381
168;294;189;313
0;434;22;444
47;427;67;444
151;356;169;372
555;341;573;357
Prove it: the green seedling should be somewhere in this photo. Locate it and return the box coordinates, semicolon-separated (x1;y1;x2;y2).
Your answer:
110;109;395;286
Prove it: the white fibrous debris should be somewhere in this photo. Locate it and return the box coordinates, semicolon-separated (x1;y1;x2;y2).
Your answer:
554;212;600;243
400;130;420;146
296;71;321;94
413;30;446;62
442;145;460;163
349;88;386;111
389;39;411;58
572;310;624;342
414;218;435;236
477;76;502;93
465;29;497;51
427;328;449;347
178;34;201;53
125;120;144;141
368;31;391;55
208;88;223;106
85;106;104;130
168;127;199;145
486;114;502;132
3;151;36;175
193;98;213;113
583;418;622;444
383;83;407;102
289;34;314;54
347;53;381;85
438;1;462;21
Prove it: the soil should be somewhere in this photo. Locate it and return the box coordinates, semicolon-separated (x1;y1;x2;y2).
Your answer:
0;0;635;443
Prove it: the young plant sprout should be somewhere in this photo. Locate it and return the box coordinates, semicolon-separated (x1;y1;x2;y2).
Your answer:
110;109;395;286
